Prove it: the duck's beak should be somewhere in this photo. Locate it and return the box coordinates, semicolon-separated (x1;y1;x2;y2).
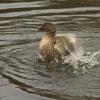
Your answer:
35;31;44;39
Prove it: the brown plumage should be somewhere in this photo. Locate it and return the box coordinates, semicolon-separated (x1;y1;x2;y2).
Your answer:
38;22;78;63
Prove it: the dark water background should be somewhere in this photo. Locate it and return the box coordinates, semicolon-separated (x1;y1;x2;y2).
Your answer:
0;0;100;100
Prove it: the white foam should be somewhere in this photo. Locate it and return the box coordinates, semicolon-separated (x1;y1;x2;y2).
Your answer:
63;47;100;74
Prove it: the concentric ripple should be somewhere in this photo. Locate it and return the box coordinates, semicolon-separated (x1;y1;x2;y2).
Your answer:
0;0;100;100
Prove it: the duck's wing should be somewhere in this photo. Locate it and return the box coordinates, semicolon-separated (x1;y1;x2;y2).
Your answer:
55;33;77;55
54;36;69;55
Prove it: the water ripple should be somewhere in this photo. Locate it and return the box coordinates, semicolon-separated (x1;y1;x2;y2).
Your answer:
0;0;100;100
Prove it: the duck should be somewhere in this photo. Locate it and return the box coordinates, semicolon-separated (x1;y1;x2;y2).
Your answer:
38;22;79;63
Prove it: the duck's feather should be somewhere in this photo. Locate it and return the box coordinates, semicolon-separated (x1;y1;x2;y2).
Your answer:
54;33;76;56
39;33;78;62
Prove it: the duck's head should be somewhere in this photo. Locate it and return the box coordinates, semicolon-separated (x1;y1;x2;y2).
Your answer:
38;22;56;37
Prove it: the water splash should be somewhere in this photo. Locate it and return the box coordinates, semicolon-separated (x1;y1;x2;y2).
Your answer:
63;47;100;74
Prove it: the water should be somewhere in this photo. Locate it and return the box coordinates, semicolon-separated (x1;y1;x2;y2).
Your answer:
0;0;100;100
